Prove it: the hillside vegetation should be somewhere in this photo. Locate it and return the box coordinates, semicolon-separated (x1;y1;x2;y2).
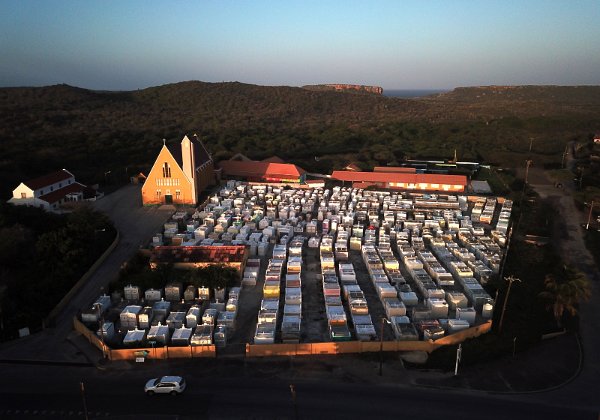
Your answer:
1;81;599;197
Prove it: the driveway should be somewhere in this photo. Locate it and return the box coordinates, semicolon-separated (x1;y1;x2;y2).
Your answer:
0;184;174;363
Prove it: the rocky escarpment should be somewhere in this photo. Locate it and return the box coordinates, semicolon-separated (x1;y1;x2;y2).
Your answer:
302;84;383;95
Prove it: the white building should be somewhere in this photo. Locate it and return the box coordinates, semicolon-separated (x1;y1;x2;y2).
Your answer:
8;169;95;212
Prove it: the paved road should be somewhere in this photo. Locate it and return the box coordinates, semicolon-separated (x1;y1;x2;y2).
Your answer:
0;363;596;420
0;185;174;363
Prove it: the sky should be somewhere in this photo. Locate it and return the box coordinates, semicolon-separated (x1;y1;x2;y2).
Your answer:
1;0;600;90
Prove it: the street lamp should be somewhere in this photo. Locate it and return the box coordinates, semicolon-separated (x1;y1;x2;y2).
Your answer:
585;201;595;230
104;170;111;185
497;275;522;334
379;317;391;376
454;343;462;376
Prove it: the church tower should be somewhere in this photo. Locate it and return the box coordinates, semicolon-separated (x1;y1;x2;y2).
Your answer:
181;135;197;204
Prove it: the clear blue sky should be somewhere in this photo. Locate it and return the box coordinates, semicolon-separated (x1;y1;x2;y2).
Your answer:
1;0;599;90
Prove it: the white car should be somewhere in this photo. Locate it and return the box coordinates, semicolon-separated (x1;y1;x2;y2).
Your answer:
144;376;186;395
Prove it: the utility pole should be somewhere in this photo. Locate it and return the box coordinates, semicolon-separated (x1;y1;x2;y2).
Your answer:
80;381;89;420
498;226;513;283
561;144;568;169
289;384;298;420
379;317;390;376
498;275;522;334
529;137;534;153
94;303;107;359
524;159;533;185
586;201;595;230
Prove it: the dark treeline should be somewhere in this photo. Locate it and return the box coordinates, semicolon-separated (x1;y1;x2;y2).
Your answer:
0;203;116;339
1;81;599;198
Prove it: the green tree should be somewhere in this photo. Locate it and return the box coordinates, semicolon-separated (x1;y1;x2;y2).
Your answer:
538;265;592;325
188;264;237;290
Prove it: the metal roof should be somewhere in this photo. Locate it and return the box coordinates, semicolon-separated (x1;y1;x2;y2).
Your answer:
331;171;467;186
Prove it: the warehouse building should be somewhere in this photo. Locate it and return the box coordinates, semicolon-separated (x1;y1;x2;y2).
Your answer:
331;170;467;192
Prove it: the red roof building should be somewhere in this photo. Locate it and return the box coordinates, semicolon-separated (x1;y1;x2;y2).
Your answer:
331;170;467;192
8;169;96;212
23;170;74;190
373;166;417;173
218;160;306;183
150;245;248;274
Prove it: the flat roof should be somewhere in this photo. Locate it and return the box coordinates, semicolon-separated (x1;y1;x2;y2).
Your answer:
331;171;467;186
150;245;247;265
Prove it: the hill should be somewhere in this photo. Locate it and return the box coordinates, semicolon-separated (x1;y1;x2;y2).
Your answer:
1;81;599;198
420;85;600;118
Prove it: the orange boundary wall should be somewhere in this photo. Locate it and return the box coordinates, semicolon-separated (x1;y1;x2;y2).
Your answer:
74;316;491;360
73;317;216;360
246;321;492;357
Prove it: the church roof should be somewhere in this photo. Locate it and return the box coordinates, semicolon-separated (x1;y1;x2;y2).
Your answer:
166;135;212;171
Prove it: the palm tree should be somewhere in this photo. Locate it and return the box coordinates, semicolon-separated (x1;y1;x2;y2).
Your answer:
539;265;592;325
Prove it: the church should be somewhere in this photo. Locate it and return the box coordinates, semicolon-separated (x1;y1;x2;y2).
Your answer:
141;135;214;205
